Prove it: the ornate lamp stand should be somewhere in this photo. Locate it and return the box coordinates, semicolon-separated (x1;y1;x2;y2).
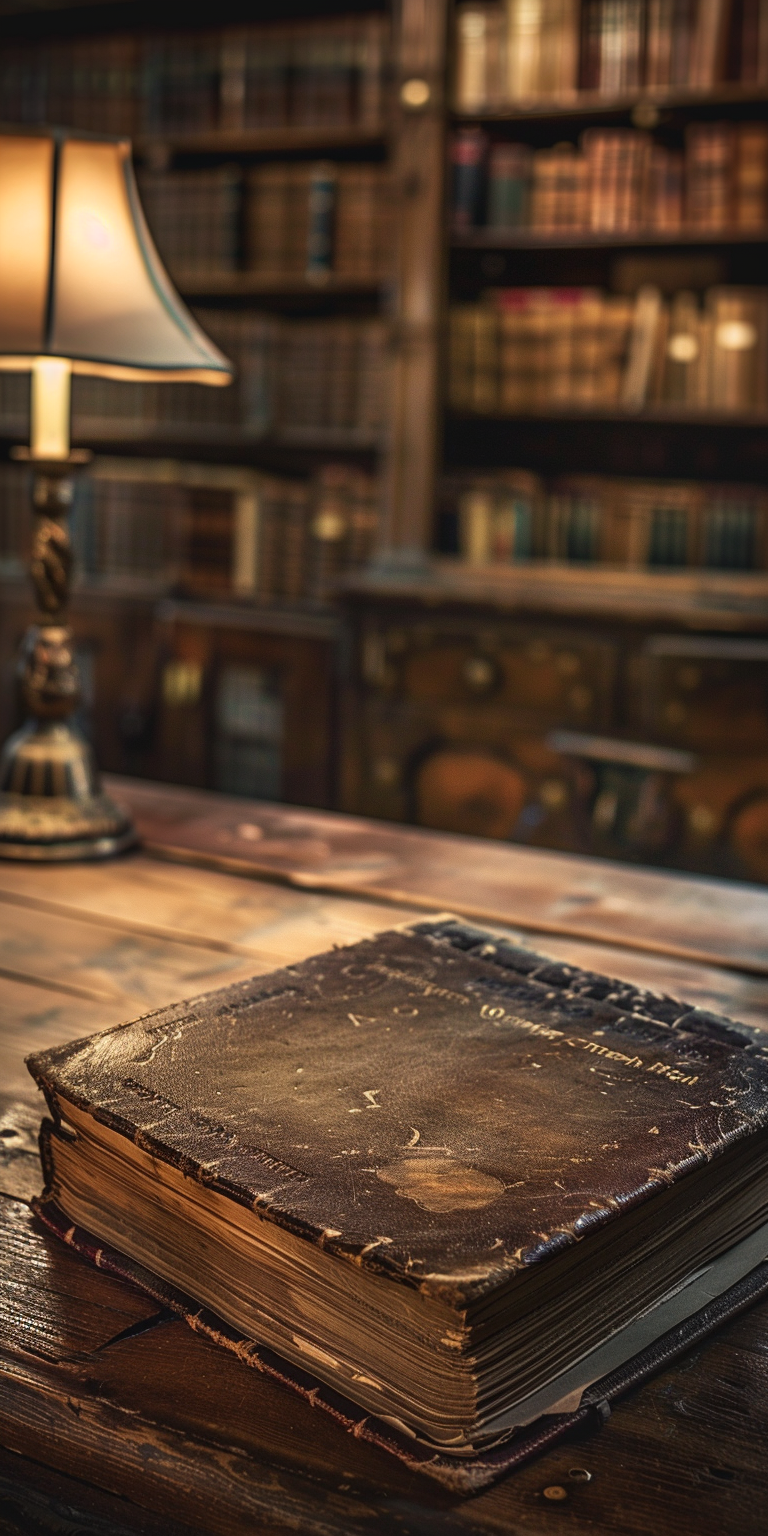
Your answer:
0;126;231;859
0;460;135;859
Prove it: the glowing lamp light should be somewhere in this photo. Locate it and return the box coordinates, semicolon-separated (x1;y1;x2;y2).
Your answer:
0;128;232;859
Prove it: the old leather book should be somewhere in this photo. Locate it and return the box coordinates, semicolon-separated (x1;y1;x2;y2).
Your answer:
27;918;768;1489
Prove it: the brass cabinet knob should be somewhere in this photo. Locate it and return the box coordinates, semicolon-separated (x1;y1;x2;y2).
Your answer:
462;654;497;693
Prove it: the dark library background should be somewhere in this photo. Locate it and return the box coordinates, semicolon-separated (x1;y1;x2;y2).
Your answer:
2;0;768;883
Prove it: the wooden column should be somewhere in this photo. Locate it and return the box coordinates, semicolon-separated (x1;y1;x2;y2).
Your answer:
377;0;448;569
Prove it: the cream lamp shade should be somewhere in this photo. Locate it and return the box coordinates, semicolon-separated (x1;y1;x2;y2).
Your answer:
0;127;232;862
0;127;231;458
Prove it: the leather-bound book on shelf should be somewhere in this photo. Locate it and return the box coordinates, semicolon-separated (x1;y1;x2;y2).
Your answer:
27;919;768;1493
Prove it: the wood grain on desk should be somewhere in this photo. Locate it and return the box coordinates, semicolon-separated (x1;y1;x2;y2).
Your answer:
2;779;768;1533
112;775;768;977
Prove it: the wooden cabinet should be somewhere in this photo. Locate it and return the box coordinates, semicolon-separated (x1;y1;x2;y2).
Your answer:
0;582;338;810
366;621;618;724
152;601;338;809
641;636;768;753
340;570;768;882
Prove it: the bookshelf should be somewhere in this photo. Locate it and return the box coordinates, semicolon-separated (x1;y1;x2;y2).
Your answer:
439;0;768;544
4;0;768;879
0;0;408;810
339;0;768;886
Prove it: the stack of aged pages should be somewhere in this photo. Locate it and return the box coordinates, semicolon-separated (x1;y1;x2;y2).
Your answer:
27;919;768;1489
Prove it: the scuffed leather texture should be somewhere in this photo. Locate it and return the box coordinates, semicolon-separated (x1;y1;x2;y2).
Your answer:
27;920;768;1308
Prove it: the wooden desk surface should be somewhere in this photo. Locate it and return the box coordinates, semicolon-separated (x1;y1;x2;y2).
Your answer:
3;777;768;1534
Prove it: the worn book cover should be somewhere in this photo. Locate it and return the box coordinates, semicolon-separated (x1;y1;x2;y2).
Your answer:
28;918;768;1491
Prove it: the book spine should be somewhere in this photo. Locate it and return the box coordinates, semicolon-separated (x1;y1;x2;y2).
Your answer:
334;168;390;279
450;129;489;230
243;27;289;128
739;0;761;79
759;0;768;81
690;0;730;86
506;0;542;98
621;285;663;407
487;144;532;227
644;146;684;230
598;0;624;93
232;489;261;595
579;0;604;88
459;486;494;561
645;0;675;84
306;465;350;600
686;122;734;229
182;487;235;594
220;32;246;132
734;124;768;228
670;0;697;82
450;468;768;573
456;5;493;108
356;14;387;127
306;163;337;284
281;483;311;600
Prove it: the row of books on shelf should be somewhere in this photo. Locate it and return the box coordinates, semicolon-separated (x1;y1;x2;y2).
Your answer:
449;286;768;412
451;122;768;233
448;469;768;569
248;464;379;603
456;0;768;108
0;462;379;604
0;16;388;138
0;313;389;442
138;164;393;283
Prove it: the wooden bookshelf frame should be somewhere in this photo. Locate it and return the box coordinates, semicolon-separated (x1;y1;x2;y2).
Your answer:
452;84;768;124
345;558;768;628
446;404;768;424
375;0;449;562
452;227;768;249
135;125;387;158
175;273;387;298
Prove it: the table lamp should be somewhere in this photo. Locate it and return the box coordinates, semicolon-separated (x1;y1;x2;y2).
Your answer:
0;129;232;860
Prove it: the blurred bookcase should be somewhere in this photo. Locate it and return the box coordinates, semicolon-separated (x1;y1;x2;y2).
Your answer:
4;0;768;879
339;0;768;885
0;0;413;808
444;0;768;543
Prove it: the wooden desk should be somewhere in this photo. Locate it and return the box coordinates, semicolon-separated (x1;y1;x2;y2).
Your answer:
3;777;768;1535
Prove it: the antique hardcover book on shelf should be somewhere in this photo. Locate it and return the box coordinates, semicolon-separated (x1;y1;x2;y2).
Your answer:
27;918;768;1491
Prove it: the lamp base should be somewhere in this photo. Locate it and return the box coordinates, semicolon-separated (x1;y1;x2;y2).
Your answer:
0;721;136;861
